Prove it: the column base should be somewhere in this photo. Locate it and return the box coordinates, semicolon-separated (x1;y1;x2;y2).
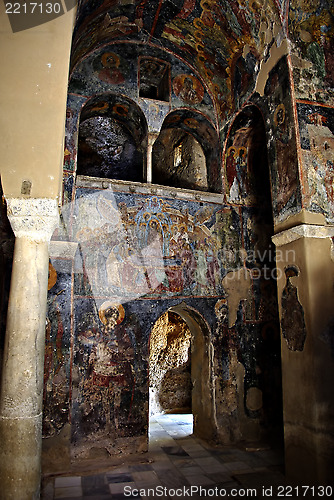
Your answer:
0;414;42;500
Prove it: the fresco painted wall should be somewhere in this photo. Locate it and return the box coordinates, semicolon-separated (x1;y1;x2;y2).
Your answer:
69;43;216;127
69;0;282;124
288;0;334;104
264;57;303;224
43;260;72;438
44;179;283;460
297;102;334;222
288;0;334;222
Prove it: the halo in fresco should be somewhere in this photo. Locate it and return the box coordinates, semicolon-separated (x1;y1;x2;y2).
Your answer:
99;302;125;326
173;74;204;104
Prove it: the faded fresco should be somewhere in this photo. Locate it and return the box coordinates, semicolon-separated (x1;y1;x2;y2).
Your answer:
289;0;334;102
46;0;293;457
72;190;229;299
224;105;272;207
264;57;302;223
43;260;72;437
69;1;281;122
44;177;283;451
68;43;217;127
298;102;334;222
72;299;147;453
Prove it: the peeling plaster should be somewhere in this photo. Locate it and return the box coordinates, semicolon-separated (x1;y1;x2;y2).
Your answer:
256;31;290;96
222;268;252;328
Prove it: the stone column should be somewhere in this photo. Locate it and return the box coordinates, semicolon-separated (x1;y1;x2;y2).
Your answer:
146;133;158;183
0;198;59;500
272;223;334;485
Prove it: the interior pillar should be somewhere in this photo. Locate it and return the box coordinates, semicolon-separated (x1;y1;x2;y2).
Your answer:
272;222;334;485
146;133;158;183
0;198;58;500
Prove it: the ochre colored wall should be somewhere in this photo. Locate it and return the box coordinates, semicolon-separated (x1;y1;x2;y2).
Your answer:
0;3;76;200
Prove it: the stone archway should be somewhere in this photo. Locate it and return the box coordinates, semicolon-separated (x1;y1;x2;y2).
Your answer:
149;303;216;442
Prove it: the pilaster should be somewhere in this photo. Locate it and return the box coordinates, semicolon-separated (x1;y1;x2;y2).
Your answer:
272;221;334;485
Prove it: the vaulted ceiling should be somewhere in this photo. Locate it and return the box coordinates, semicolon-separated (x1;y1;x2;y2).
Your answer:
70;1;286;121
69;1;334;126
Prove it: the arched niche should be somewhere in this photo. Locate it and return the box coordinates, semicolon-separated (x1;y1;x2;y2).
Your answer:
77;93;148;182
223;104;284;443
224;105;273;215
152;110;221;193
149;302;216;442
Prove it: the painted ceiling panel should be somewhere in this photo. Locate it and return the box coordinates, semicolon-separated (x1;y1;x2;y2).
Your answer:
69;1;283;122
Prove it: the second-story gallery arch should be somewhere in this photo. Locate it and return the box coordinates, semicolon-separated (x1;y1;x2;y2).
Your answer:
77;93;148;182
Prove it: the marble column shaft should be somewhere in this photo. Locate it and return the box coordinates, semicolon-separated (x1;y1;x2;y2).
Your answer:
0;198;58;500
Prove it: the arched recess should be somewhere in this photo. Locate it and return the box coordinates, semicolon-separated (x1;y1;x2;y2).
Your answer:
77;93;148;182
149;302;216;442
152;110;221;193
224;104;273;211
223;104;284;442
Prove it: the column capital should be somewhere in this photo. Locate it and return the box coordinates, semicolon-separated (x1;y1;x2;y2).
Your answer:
148;132;158;147
272;223;334;247
6;198;59;241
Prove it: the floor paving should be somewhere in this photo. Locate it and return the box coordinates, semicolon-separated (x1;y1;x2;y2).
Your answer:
42;414;287;499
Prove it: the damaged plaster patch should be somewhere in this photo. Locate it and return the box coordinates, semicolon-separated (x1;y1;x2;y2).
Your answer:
255;26;290;96
222;268;252;327
280;266;307;351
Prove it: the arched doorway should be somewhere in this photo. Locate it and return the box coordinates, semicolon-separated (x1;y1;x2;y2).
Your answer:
149;303;216;443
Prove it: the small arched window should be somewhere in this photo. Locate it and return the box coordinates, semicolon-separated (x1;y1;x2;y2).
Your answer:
152;110;221;193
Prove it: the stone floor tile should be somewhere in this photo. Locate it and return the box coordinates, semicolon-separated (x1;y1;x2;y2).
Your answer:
223;461;254;472
109;482;136;495
162;446;189;456
55;477;82;488
206;472;233;483
54;486;83;499
43;414;286;500
82;474;109;495
131;470;160;482
106;473;134;483
181;466;207;477
128;464;153;472
185;474;215;486
155;467;190;488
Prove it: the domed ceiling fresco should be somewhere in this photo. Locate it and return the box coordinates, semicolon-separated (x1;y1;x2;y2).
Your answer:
69;0;285;123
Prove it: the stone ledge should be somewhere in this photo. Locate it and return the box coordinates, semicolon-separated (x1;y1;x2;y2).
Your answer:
272;224;334;247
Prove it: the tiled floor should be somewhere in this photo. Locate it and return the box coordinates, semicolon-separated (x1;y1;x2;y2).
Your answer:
42;414;287;499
